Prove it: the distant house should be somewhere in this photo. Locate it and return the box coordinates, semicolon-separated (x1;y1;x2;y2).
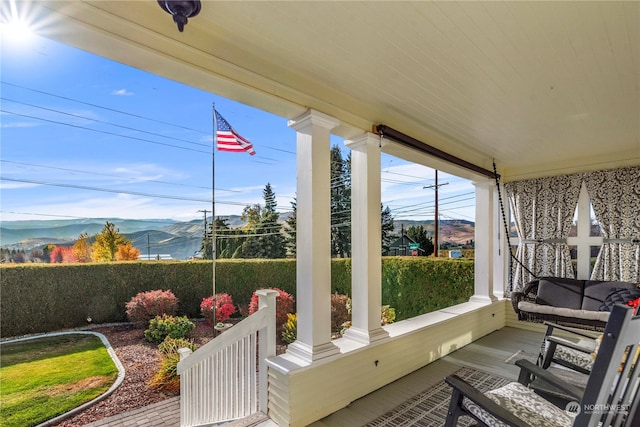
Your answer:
138;254;173;261
387;234;423;256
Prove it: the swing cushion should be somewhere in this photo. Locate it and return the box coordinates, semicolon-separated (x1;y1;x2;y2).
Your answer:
512;277;640;330
535;278;584;309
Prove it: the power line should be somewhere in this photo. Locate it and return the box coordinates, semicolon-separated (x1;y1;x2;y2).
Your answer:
2;81;211;134
0;159;243;193
1;97;210;149
2;81;298;156
1;160;212;191
1;109;212;154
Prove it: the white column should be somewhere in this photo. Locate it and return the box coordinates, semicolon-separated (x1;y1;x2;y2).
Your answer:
286;109;340;363
470;179;498;303
343;133;389;344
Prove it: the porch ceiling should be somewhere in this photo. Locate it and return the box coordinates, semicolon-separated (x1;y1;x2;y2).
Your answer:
20;1;640;180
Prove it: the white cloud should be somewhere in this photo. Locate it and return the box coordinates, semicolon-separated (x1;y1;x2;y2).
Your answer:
112;88;133;96
1;121;40;128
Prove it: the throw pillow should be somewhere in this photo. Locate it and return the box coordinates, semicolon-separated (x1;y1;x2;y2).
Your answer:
599;288;640;312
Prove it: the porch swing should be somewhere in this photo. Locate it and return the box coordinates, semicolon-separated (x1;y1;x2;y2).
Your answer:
494;164;640;332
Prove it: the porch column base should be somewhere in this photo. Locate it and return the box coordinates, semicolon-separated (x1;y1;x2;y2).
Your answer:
469;294;498;304
343;326;389;345
286;340;340;363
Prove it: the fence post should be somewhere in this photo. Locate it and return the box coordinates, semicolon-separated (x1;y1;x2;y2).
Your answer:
256;289;279;413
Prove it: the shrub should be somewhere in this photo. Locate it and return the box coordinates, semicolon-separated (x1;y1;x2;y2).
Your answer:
125;290;178;325
200;294;236;325
149;336;197;393
282;313;297;344
158;336;196;356
339;298;397;336
144;314;195;343
248;288;295;334
331;293;351;335
381;305;396;325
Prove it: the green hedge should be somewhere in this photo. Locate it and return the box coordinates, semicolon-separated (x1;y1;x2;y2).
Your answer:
381;257;474;320
0;257;472;338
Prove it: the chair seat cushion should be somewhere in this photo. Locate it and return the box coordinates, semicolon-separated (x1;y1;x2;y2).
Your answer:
545;340;595;371
463;382;575;427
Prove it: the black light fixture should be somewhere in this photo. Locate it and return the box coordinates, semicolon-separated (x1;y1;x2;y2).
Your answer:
157;0;201;32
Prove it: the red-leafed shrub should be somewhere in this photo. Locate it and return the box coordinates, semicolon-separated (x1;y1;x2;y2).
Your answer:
248;288;295;334
331;293;351;335
200;293;236;325
125;290;178;325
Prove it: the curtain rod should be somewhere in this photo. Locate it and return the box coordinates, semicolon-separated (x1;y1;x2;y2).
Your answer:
374;124;498;179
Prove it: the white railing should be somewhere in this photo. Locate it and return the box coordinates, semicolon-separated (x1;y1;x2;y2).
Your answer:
177;289;278;427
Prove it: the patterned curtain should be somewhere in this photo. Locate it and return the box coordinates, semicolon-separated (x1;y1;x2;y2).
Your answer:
505;174;582;292
584;166;640;282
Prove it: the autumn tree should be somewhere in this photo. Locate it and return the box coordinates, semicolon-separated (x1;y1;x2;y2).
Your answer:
116;242;141;261
72;232;92;262
50;246;78;263
43;244;56;263
92;221;131;262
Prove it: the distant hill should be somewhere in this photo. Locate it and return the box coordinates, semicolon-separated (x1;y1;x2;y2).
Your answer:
1;217;474;260
0;217;245;259
394;219;475;246
0;218;178;246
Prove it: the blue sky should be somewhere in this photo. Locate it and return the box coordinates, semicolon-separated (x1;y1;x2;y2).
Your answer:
1;29;475;224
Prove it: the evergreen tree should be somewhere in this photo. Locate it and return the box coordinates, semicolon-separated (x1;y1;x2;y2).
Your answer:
200;217;246;259
242;183;286;258
330;146;351;258
381;205;396;254
283;198;297;256
285;147;397;257
406;225;434;256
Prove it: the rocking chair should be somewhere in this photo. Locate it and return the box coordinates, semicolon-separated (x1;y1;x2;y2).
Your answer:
540;321;599;375
444;304;640;426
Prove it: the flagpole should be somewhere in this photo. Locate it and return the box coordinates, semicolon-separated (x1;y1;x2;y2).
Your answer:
211;103;217;336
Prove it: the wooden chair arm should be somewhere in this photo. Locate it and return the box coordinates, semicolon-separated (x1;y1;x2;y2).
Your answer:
514;359;584;400
445;374;533;427
543;321;600;340
546;336;595;354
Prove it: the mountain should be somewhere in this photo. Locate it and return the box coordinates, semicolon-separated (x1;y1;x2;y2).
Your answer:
394;219;475;246
0;217;244;259
1;217;475;260
0;218;178;246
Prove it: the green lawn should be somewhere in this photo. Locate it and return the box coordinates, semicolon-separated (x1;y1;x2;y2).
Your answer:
0;334;119;427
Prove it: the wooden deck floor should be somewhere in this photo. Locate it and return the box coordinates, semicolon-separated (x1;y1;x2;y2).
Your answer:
308;326;544;427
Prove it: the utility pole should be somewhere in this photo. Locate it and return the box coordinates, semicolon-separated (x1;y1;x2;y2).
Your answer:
423;170;448;257
198;209;211;257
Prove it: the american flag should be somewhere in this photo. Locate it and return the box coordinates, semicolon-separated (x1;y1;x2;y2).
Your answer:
214;109;256;155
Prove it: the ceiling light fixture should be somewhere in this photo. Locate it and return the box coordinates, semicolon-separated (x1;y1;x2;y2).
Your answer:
157;0;201;32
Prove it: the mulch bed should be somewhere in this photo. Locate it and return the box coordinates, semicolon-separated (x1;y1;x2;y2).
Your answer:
49;319;287;426
50;321;215;426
